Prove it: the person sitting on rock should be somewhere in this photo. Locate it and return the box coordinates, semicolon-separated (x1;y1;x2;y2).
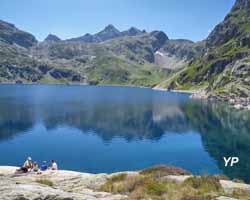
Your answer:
33;161;39;172
50;160;58;170
16;156;33;173
40;161;48;171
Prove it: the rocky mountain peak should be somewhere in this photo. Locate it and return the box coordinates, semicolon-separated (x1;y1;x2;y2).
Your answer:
98;24;120;36
65;25;145;43
232;0;250;11
44;34;61;42
103;24;119;32
150;31;169;51
0;19;37;48
0;20;15;29
95;24;121;41
206;0;250;48
123;27;143;36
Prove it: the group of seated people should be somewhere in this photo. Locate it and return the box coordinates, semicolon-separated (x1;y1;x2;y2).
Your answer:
16;157;58;173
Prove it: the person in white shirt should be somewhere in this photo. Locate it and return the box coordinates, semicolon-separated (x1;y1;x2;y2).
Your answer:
51;160;58;170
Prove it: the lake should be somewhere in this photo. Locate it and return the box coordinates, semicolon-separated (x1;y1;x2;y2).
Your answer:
0;84;249;181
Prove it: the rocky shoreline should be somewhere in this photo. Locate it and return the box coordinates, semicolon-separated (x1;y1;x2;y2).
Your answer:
191;91;250;111
151;86;249;111
1;166;250;200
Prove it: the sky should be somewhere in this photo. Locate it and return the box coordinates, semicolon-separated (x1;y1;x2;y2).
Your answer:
0;0;235;42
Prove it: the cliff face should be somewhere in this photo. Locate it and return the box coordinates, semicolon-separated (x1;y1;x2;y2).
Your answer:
167;0;250;98
155;39;205;70
207;0;250;47
0;20;37;48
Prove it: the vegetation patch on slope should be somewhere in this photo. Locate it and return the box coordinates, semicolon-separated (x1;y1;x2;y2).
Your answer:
99;165;250;200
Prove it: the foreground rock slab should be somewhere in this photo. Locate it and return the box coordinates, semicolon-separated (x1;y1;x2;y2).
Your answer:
220;180;250;194
0;166;127;200
1;166;250;200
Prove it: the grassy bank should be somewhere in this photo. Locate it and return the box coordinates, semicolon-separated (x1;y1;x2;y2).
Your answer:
98;165;250;200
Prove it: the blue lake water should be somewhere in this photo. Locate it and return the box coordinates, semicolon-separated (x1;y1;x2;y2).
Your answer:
0;84;249;181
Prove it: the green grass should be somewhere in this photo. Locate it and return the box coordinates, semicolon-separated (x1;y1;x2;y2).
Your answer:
110;173;128;182
231;189;250;199
13;197;28;200
14;197;28;200
39;77;68;84
99;165;242;200
169;40;249;92
100;173;226;200
86;55;169;87
35;179;54;187
183;176;223;194
144;179;168;196
241;23;250;32
140;165;191;177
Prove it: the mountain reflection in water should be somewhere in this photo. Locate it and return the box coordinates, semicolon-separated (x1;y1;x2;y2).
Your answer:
0;85;249;181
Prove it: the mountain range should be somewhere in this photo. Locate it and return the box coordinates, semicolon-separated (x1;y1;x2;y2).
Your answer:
159;0;250;98
0;0;249;98
0;19;197;87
